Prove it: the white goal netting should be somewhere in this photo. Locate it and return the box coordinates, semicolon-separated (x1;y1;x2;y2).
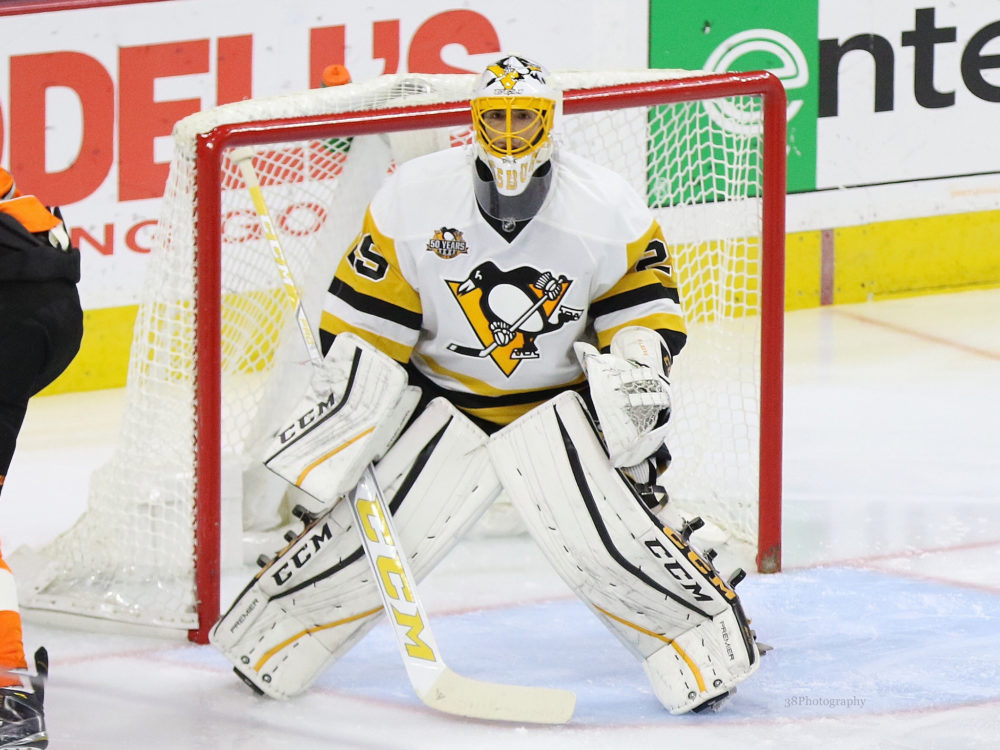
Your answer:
18;69;783;638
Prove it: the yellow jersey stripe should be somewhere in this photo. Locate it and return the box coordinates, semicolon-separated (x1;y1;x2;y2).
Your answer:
329;210;422;317
626;221;660;270
319;314;414;363
419;353;585;398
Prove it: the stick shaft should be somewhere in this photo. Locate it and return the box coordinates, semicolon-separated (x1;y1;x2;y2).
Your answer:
351;466;575;723
231;147;323;366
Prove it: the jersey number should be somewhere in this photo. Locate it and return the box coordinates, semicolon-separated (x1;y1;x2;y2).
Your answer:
349;235;389;281
636;239;672;276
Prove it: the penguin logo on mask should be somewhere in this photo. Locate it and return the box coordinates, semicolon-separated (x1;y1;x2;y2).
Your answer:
484;56;546;92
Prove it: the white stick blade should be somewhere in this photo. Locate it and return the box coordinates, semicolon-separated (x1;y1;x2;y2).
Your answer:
422;668;575;724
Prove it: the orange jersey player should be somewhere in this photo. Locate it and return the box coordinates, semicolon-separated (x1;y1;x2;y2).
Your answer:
0;165;83;749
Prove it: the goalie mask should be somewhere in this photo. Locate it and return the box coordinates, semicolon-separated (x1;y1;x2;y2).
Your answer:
471;55;558;223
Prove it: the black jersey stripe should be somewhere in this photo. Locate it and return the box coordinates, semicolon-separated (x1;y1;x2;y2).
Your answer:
318;327;334;356
405;362;586;412
328;277;422;331
590;283;680;319
653;328;688;359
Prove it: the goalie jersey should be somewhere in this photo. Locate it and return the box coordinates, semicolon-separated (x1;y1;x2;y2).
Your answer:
320;145;686;427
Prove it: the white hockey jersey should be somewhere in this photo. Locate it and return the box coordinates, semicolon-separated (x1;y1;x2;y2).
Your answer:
320;146;685;427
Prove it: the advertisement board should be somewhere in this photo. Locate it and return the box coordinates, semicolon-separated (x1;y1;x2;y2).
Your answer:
651;0;817;195
650;0;1000;309
652;0;1000;192
0;0;647;310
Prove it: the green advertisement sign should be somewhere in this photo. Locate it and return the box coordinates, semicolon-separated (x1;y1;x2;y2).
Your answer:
649;0;818;194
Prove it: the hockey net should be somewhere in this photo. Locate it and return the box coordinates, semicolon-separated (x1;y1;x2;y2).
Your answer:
19;69;785;642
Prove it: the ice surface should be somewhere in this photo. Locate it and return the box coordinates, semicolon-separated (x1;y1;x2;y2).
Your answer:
2;289;998;748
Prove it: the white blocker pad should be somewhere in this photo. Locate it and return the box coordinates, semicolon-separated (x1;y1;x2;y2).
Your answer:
211;397;502;699
263;332;420;514
487;391;760;713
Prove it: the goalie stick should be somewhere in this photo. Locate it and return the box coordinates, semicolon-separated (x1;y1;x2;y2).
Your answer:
231;147;323;364
231;146;576;724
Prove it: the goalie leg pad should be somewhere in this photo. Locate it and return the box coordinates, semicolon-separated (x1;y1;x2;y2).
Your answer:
486;391;760;713
211;397;502;699
263;332;420;514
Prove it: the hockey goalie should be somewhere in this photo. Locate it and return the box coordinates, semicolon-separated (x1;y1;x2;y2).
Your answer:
210;54;763;716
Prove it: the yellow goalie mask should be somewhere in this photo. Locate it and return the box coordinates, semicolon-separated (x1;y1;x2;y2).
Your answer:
471;55;557;203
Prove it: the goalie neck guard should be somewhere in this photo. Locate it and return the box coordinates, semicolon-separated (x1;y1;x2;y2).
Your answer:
471;55;558;223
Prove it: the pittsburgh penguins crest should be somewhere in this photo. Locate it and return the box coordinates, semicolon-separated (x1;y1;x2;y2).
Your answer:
446;261;583;376
426;227;468;259
483;55;546;92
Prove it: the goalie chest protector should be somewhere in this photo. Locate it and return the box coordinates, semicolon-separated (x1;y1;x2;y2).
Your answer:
330;146;674;396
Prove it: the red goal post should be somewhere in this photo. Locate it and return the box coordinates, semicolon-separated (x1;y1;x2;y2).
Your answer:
24;69;786;644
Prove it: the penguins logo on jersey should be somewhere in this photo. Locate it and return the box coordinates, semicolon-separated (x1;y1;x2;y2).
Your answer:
446;260;582;377
426;227;468;259
484;56;546;92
